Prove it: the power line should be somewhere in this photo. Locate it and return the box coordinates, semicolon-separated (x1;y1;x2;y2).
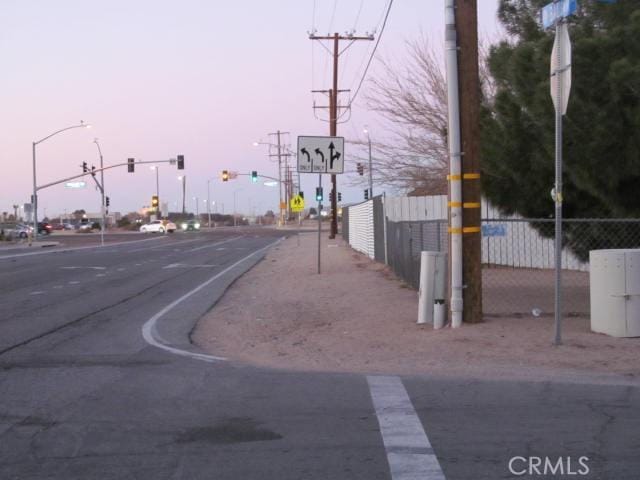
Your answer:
348;0;393;108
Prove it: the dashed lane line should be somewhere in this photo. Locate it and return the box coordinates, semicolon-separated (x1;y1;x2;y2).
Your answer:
0;235;168;260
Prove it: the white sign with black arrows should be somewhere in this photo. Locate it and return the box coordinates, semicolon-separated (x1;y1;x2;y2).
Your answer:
297;136;344;174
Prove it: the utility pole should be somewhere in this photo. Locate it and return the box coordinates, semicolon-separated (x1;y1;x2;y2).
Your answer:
309;32;374;238
267;130;291;227
456;0;483;324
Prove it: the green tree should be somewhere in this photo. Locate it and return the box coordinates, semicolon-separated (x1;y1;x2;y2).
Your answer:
482;0;640;258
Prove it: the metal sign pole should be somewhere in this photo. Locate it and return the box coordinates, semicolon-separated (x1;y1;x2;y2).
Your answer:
554;19;565;346
317;174;322;274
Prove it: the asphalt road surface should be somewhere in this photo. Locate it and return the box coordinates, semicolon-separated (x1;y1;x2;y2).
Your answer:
0;228;638;479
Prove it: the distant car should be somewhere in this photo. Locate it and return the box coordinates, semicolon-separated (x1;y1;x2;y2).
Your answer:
164;221;177;233
12;224;33;239
78;223;93;232
140;220;167;234
51;223;64;231
180;220;200;231
63;223;76;230
38;222;53;235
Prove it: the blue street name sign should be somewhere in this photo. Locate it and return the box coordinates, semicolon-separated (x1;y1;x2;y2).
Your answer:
542;0;578;29
482;224;507;238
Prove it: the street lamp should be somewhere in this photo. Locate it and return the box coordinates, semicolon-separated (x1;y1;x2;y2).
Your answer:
233;189;243;227
93;138;106;246
363;127;373;199
177;175;186;214
192;196;199;217
254;138;286;226
150;166;161;217
32;120;91;239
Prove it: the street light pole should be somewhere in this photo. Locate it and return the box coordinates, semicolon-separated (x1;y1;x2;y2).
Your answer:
364;128;373;198
151;166;160;217
93;139;106;247
31;121;90;241
207;180;212;228
233;189;242;227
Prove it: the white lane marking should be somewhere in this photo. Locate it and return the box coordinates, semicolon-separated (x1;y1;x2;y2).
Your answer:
117;268;125;271
30;291;45;295
368;376;446;480
135;263;142;266
96;273;106;277
163;263;218;269
142;237;284;363
53;285;63;289
129;237;204;253
0;236;167;260
185;236;242;252
60;266;106;270
68;281;80;285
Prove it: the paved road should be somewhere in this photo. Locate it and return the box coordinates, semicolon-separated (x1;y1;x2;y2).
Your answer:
0;228;638;479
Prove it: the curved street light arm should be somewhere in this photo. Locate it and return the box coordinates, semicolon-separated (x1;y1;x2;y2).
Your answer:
34;121;89;145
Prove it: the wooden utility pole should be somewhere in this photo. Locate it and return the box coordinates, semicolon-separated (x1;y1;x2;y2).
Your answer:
456;0;483;323
309;32;374;238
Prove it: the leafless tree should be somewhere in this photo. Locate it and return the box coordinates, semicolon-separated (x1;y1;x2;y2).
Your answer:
348;34;495;196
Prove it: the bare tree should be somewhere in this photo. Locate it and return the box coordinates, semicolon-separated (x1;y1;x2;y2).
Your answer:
349;35;495;195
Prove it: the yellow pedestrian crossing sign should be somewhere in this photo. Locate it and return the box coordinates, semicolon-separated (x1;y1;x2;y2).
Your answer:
290;195;305;212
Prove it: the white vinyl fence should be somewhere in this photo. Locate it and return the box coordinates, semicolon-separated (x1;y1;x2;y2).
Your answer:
348;200;375;259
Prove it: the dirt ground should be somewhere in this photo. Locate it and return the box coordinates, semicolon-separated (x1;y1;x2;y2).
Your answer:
192;232;640;385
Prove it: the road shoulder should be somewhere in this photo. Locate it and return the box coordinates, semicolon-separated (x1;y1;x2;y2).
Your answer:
193;234;640;385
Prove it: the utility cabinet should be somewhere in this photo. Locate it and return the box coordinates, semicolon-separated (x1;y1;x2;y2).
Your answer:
590;249;640;337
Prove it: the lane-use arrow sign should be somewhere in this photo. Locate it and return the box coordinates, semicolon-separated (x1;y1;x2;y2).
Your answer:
297;136;345;174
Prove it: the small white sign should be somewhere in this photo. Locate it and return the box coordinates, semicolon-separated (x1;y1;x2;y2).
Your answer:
297;136;344;174
65;181;86;189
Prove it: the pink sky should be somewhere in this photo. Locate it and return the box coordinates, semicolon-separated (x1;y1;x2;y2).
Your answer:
0;0;501;218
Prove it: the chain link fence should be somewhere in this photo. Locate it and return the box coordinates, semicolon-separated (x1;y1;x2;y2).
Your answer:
482;218;640;318
386;220;448;289
343;198;640;319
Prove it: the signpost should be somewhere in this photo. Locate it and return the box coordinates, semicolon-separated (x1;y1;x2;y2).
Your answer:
542;0;576;346
297;135;345;274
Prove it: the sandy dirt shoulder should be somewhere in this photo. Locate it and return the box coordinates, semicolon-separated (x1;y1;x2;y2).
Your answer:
192;232;640;385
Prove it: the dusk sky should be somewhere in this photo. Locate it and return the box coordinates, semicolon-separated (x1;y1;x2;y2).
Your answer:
0;0;501;219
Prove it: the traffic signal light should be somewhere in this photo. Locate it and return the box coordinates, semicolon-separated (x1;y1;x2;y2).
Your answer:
128;158;135;173
251;171;258;182
299;191;304;199
315;187;323;202
105;196;110;207
177;155;184;170
338;192;342;202
91;165;96;177
357;163;364;176
329;191;334;202
82;161;88;173
151;195;159;208
222;170;229;182
364;189;369;200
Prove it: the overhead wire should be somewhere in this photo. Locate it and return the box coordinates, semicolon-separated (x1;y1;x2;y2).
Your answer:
348;0;394;108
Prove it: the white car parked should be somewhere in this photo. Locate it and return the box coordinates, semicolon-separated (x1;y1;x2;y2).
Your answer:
140;220;176;233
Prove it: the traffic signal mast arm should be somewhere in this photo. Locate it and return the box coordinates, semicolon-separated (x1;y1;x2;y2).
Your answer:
36;158;180;192
236;172;280;183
